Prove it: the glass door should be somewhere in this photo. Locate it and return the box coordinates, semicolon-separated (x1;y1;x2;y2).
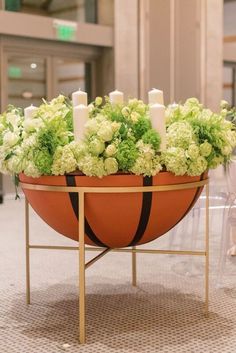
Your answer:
1;44;95;195
53;57;93;101
3;53;94;110
7;55;47;108
223;61;236;107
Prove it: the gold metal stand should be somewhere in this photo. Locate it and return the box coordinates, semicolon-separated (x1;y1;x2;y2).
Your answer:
22;178;209;344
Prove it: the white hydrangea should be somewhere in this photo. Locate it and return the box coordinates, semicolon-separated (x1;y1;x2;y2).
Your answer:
3;132;19;147
111;121;121;132
130;112;140;123
6;112;21;127
221;145;232;156
97;121;114;142
24;161;41;178
136;140;155;160
69;140;88;161
21;134;38;150
85;118;100;136
23;118;43;133
130;155;162;176
6;153;24;174
78;155;106;178
186;144;200;160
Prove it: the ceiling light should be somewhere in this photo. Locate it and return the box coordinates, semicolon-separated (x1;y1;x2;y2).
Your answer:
22;91;33;99
30;63;37;69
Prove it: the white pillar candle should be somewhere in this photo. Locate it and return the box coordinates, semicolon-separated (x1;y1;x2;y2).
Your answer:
24;105;38;119
109;90;124;105
72;90;88;107
73;104;89;141
148;88;164;105
150;103;166;150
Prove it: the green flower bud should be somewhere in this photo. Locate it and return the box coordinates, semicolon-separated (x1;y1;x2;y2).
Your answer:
95;96;103;106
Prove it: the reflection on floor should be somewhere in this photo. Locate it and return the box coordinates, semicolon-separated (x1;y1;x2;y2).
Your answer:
0;171;236;353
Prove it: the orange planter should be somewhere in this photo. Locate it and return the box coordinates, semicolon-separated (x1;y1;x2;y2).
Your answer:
19;172;207;248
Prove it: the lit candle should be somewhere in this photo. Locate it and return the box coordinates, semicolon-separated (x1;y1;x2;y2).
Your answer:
148;88;164;105
72;89;88;107
150;103;166;150
109;90;124;105
169;102;179;109
24;105;38;119
73;104;89;141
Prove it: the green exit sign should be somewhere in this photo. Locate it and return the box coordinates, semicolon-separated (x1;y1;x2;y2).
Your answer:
57;25;76;41
8;66;22;78
54;20;77;42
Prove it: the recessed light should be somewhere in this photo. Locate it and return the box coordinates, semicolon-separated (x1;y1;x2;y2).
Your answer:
22;91;33;99
30;63;37;69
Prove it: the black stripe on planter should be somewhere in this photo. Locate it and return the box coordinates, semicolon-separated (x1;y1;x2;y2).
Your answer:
128;176;153;247
66;175;107;247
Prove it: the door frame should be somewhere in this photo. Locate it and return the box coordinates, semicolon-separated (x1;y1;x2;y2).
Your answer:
224;60;236;107
0;34;101;110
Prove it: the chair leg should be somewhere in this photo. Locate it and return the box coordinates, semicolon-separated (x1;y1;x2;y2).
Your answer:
187;206;201;275
216;207;231;288
132;246;137;286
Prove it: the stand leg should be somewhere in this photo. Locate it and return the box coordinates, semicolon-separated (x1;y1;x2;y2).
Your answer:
25;198;30;304
79;191;86;344
205;182;209;317
132;246;137;286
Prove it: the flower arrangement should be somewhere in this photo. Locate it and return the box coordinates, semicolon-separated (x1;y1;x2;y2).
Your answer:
0;92;235;182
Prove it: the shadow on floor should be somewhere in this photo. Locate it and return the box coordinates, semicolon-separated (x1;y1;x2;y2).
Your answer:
6;280;234;351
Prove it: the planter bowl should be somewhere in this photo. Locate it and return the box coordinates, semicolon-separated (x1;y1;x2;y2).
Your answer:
19;172;207;248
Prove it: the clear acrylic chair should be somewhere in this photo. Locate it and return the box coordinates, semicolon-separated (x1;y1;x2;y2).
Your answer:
217;160;236;287
169;166;227;277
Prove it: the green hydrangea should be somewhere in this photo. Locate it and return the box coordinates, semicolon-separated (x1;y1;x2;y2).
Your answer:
51;145;77;175
199;141;212;157
142;129;161;151
34;148;53;175
187;156;207;176
164;147;188;176
133;116;151;140
186;144;200;160
165;98;236;173
1;94;236;180
116;139;138;170
167;121;196;149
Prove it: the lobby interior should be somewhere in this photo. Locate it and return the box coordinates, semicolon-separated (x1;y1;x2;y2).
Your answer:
0;1;236;352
